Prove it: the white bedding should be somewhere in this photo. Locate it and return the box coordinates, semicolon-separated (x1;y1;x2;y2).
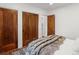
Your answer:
54;38;79;55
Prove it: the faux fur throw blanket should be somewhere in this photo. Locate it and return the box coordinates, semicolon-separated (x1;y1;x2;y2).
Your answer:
26;35;62;55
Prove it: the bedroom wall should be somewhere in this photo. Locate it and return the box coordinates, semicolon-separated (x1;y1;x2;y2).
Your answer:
0;3;48;48
48;4;79;39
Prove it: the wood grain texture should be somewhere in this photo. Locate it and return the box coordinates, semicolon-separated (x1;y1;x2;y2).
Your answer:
23;12;38;47
22;12;29;47
0;9;3;47
47;15;55;35
0;8;18;53
29;13;38;41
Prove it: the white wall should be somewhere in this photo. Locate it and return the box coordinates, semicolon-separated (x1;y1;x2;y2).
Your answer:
0;3;48;48
49;4;79;39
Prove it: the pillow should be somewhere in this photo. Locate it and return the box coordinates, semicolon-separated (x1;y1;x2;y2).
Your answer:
70;38;79;55
73;38;79;51
59;38;75;50
54;38;75;55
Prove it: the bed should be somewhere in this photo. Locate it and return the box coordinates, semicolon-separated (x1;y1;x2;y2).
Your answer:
0;35;65;55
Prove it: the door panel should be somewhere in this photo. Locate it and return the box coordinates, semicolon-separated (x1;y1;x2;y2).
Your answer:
0;8;18;52
0;9;3;47
29;13;38;41
48;15;55;35
22;12;29;47
23;12;38;47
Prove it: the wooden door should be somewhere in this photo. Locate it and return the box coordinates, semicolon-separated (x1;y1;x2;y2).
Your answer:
47;15;55;35
22;12;38;47
29;13;38;41
22;12;29;47
0;8;3;48
0;8;18;52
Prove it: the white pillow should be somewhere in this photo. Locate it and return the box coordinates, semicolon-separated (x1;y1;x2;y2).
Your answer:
73;38;79;51
59;38;75;50
70;38;79;55
54;38;75;55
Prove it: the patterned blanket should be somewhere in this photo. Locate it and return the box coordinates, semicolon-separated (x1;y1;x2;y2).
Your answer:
26;35;62;55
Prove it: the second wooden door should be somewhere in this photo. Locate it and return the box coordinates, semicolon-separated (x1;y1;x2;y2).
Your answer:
23;12;38;47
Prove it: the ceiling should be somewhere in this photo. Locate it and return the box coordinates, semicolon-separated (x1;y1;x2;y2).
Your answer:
26;3;73;11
